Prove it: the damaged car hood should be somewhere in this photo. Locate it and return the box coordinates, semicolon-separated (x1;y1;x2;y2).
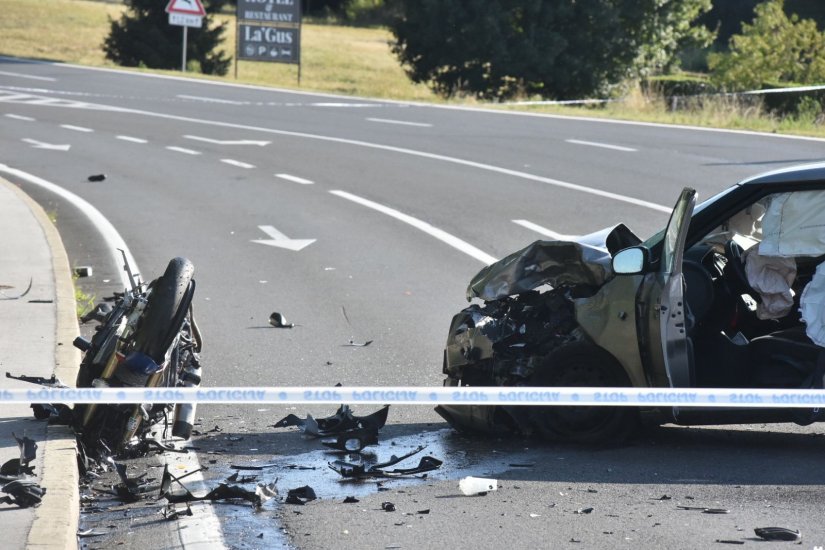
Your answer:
466;224;641;301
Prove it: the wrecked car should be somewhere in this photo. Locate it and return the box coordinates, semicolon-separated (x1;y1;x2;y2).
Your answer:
438;162;825;442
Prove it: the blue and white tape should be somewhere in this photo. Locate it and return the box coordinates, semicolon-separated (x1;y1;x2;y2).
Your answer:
1;387;825;407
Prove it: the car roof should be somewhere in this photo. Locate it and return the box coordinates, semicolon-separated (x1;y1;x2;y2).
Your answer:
739;161;825;186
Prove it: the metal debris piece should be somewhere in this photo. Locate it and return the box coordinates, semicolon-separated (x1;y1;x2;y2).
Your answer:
87;174;106;182
677;505;729;514
269;312;294;328
343;496;359;503
575;507;594;515
6;372;68;388
0;278;32;300
0;479;46;508
163;503;193;521
381;501;396;512
285;485;317;505
77;529;107;537
754;527;801;542
273;404;389;438
343;340;373;347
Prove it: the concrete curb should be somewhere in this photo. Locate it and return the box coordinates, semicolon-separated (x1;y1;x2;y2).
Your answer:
3;180;81;550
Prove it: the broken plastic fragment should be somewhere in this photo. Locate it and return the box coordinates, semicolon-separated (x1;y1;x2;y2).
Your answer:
343;339;373;347
575;507;594;514
285;485;317;505
269;312;294;328
87;174;106;182
381;501;396;512
0;479;46;508
321;427;379;452
459;476;497;496
343;496;359;503
754;527;801;542
329;448;442;479
273;405;389;438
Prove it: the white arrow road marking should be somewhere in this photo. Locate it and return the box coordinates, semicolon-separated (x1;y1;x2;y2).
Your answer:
513;220;579;240
251;225;315;251
330;190;497;265
116;135;148;143
0;70;56;81
184;135;270;146
166;146;201;155
60;124;93;132
220;159;255;169
366;118;432;128
276;173;313;185
21;138;70;151
565;139;637;152
4;114;35;121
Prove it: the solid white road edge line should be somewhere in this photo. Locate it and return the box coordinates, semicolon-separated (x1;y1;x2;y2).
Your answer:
275;173;313;185
220;159;255;169
566;139;637;152
166;146;202;155
4;113;35;121
177;94;246;105
330;190;498;265
60;124;93;132
366;117;433;127
116;135;148;143
0;163;227;550
512;220;579;240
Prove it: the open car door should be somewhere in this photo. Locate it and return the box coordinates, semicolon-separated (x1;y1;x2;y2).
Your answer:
641;187;697;390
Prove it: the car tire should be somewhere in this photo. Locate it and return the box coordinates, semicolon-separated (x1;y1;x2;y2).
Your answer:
528;342;639;444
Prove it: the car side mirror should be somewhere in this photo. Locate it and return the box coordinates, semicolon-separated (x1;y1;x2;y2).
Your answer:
613;247;648;275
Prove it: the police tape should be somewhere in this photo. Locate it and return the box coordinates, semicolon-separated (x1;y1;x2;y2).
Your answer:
1;386;825;407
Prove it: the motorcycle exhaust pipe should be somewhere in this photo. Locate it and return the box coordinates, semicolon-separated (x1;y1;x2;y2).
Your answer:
173;358;202;440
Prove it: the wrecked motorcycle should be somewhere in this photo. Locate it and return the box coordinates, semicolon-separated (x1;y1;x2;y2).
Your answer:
72;254;202;456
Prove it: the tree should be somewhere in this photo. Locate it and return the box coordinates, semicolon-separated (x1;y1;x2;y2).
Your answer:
709;0;825;90
104;0;231;75
389;0;712;101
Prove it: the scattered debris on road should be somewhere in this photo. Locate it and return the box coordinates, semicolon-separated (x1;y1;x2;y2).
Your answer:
285;485;317;505
87;174;106;182
329;446;442;479
273;404;389;439
6;371;68;388
754;527;802;541
269;312;294;328
459;476;497;496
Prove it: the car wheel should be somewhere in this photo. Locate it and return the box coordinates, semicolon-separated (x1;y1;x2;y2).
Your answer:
528;342;638;444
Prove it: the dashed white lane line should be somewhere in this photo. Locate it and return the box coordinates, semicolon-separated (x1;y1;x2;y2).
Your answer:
166;146;201;155
60;124;93;133
275;173;313;185
177;94;245;105
513;219;579;240
4;113;35;121
366;117;433;128
116;135;148;144
330;190;497;265
0;70;56;81
566;139;637;152
221;159;255;169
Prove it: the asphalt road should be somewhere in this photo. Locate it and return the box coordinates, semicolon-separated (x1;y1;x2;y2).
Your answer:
2;56;825;549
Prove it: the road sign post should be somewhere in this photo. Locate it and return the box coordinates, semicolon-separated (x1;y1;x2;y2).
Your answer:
236;0;302;84
166;0;207;72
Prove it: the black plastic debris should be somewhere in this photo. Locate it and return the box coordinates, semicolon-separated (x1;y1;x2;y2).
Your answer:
226;472;258;483
269;312;294;328
677;505;730;514
273;404;389;438
652;495;672;501
163;503;194;521
343;496;359;503
0;479;46;508
30;403;73;424
575;507;594;514
330;450;442;480
321;427;379;452
112;460;147;502
417;509;430;514
285;485;317;505
87;174;106;182
1;459;35;477
165;482;276;507
6;372;68;388
754;527;802;542
715;541;744;545
381;501;396;512
80;302;111;324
